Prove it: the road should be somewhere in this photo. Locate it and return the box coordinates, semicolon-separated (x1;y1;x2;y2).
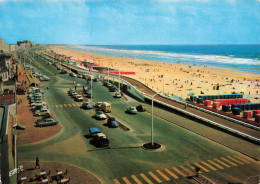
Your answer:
17;50;259;184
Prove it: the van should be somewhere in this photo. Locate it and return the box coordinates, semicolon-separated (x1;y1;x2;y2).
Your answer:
101;102;111;113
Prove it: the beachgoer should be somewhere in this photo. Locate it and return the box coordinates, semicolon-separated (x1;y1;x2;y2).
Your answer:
35;157;40;169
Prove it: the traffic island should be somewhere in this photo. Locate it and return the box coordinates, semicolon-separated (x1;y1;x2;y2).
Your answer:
142;142;162;150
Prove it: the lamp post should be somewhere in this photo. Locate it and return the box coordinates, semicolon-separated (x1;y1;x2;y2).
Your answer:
118;71;121;92
151;91;162;146
91;77;93;105
107;63;110;84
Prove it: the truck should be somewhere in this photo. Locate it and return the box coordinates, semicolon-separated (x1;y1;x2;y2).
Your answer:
101;102;111;113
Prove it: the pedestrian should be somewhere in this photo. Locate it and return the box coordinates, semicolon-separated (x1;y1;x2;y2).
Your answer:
35;157;40;169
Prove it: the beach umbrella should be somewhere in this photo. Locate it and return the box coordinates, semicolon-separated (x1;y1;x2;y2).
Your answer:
188;92;195;96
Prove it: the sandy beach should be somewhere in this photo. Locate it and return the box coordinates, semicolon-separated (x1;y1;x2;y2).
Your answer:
49;45;260;103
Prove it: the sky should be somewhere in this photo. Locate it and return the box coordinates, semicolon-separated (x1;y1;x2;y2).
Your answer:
0;0;259;45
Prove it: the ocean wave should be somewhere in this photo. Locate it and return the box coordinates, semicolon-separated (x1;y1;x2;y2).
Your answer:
69;45;260;66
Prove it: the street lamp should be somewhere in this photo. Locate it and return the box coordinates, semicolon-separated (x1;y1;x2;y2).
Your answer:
90;76;93;105
151;91;162;146
118;71;121;92
107;64;110;84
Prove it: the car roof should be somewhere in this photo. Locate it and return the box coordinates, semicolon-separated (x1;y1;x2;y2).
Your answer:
89;127;100;133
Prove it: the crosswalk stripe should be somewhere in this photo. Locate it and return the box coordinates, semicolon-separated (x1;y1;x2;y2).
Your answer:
207;160;224;169
131;175;142;184
64;104;67;107
187;164;196;171
172;167;186;177
214;159;231;168
233;155;250;164
140;173;153;184
56;105;59;108
77;103;81;106
113;179;120;184
201;161;217;171
156;170;170;181
179;165;193;175
164;168;179;179
59;104;63;108
68;104;72;107
227;156;244;165
72;104;76;107
52;105;55;108
148;171;162;183
194;163;210;172
221;157;237;166
122;177;131;184
108;101;112;104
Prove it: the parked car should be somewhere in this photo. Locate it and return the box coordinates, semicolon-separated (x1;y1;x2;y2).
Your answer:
114;92;122;98
94;111;107;119
40;76;50;81
34;107;50;116
75;94;83;101
86;91;93;98
89;127;106;138
70;90;77;96
61;69;68;74
109;86;117;92
93;78;99;82
69;72;76;77
32;104;46;110
82;102;93;109
95;102;103;110
136;105;146;112
107;117;119;128
36;118;58;127
31;101;46;107
77;74;83;78
127;106;137;114
107;83;112;88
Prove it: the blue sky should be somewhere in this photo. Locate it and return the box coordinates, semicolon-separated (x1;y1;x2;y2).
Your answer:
0;0;259;45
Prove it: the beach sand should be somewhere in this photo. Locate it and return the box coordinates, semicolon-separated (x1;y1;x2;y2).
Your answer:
49;45;260;103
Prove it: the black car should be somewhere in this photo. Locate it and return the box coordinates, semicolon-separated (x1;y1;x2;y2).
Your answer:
107;117;119;128
136;105;146;112
109;86;117;92
93;137;109;147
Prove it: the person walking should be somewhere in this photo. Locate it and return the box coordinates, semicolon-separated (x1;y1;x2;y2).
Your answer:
35;157;40;169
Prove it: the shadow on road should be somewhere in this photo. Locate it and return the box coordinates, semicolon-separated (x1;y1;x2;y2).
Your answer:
87;145;141;152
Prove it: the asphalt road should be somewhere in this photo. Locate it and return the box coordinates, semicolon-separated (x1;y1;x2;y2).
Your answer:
17;51;259;184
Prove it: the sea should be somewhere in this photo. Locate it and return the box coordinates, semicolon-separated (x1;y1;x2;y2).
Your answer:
67;45;260;74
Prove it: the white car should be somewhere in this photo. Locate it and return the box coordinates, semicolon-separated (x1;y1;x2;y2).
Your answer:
127;106;137;114
94;111;107;120
69;72;76;77
114;92;122;98
34;108;50;116
75;94;83;101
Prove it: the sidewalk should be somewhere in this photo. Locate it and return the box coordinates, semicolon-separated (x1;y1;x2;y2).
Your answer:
16;65;62;145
